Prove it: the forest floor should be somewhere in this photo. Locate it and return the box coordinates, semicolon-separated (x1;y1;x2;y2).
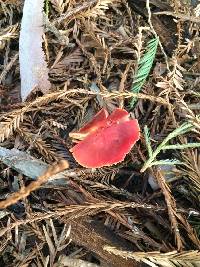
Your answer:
0;0;200;266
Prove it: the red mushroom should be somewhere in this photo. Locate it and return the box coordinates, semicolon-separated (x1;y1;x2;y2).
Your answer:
70;108;140;168
78;108;108;134
107;108;129;124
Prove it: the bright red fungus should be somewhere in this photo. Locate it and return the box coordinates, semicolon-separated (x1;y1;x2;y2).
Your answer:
78;108;108;134
70;108;140;168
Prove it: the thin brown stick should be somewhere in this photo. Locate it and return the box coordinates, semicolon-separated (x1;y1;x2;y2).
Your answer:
0;160;69;209
155;169;183;250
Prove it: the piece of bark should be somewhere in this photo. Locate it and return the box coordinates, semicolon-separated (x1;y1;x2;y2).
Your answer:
62;218;137;267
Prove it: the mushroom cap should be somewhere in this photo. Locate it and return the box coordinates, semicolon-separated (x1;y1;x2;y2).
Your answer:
78;108;109;134
107;108;129;124
70;108;140;168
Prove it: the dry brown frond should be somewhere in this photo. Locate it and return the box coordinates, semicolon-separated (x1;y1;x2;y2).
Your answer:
168;59;186;92
50;0;65;14
181;149;200;192
0;110;24;142
156;59;186;97
50;48;85;76
17;128;60;162
55;0;98;23
179;100;200;131
82;0;120;18
0;201;165;238
0;88;169;142
0;52;19;83
0;23;18;45
104;246;200;267
42;219;71;266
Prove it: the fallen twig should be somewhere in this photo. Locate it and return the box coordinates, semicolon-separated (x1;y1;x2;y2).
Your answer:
0;160;69;209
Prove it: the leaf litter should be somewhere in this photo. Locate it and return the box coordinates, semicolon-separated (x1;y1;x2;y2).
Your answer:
0;0;200;266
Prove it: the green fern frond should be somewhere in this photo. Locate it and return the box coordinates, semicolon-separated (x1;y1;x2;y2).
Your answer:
151;159;184;167
141;122;198;172
130;37;159;107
